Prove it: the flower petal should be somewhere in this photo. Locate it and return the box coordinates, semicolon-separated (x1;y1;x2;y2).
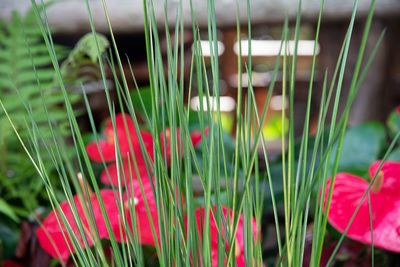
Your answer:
121;177;159;245
324;161;400;253
36;190;122;262
194;206;258;267
86;140;118;162
100;160;151;187
86;113;154;163
190;128;209;147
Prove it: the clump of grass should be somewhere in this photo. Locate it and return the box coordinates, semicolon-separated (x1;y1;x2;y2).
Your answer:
0;0;393;266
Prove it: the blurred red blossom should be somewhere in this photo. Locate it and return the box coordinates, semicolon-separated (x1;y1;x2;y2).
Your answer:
86;113;154;186
37;113;211;262
36;190;123;262
121;176;160;245
86;113;207;186
194;206;259;267
36;176;163;262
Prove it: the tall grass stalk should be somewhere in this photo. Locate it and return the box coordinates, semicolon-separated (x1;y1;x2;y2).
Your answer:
0;0;389;266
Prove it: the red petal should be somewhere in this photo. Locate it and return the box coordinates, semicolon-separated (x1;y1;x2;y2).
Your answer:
190;128;208;147
324;173;371;237
369;161;400;190
109;114;154;161
88;190;124;241
100;160;151;187
160;128;180;165
36;190;122;261
86;113;154;163
86;140;118;162
136;130;155;162
324;160;400;252
194;206;258;267
235;255;246;267
122;177;159;245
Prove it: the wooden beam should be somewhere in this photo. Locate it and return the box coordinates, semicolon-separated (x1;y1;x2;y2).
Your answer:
1;0;399;34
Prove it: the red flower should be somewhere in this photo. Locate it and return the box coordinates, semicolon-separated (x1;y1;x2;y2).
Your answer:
323;160;400;253
86;113;207;186
36;190;123;262
86;113;153;163
100;158;152;187
86;113;154;186
194;206;259;267
121;176;160;245
396;106;400;113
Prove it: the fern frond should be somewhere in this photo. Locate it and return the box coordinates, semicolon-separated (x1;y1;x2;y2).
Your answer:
0;5;75;219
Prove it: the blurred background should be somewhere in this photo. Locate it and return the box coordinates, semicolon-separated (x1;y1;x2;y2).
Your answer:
1;0;399;150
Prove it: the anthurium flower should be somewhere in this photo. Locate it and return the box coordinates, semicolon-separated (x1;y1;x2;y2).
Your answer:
323;160;400;253
86;113;153;163
87;114;207;186
86;113;154;186
36;190;123;262
121;176;160;246
100;158;152;187
190;128;208;147
194;206;259;267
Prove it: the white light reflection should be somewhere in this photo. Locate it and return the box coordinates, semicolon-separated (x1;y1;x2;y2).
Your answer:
193;40;225;57
190;96;236;112
234;40;320;56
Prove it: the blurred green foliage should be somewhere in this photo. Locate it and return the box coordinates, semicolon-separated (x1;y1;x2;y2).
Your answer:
0;5;109;259
0;5;70;220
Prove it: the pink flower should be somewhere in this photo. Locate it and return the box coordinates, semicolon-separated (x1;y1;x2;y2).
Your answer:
86;113;153;186
86;113;207;186
194;206;259;267
323;160;400;252
37;177;162;261
36;190;123;262
86;113;153;163
118;176;160;246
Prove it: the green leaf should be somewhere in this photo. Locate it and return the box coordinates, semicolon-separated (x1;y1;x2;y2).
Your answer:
73;32;109;62
387;107;400;140
16;55;53;70
16;69;54;85
331;122;386;175
388;148;400;161
0;4;80;218
59;32;109;84
0;199;19;223
264;161;285;206
0;220;19;259
130;86;153;118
